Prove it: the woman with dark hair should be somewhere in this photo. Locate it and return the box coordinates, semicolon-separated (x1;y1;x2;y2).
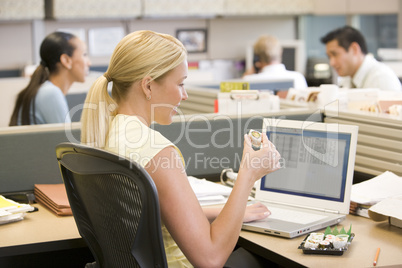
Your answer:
9;31;91;126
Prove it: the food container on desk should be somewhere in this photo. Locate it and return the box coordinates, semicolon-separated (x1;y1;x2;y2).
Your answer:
298;233;355;255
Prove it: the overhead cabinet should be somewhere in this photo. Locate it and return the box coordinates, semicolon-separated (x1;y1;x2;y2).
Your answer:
0;0;44;20
313;0;399;15
49;0;141;19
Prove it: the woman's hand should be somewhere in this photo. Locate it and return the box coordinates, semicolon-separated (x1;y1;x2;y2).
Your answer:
243;202;271;223
240;132;281;183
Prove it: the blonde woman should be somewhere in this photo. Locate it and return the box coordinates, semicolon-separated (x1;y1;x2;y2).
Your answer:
81;30;280;268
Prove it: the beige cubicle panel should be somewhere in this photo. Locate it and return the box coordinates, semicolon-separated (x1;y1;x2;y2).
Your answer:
325;110;402;177
180;86;218;114
182;79;294;115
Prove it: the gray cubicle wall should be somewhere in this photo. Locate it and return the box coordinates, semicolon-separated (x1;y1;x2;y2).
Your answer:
0;110;321;195
66;93;87;122
153;111;322;179
0;124;81;194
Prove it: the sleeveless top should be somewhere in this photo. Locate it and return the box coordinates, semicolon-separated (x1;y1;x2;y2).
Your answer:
105;114;193;268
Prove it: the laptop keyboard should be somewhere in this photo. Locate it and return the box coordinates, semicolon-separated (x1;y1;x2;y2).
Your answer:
268;207;328;224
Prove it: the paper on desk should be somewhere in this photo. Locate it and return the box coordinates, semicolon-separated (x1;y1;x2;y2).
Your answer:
187;176;232;198
0;195;35;225
350;171;402;205
197;195;228;206
187;176;232;206
368;195;402;221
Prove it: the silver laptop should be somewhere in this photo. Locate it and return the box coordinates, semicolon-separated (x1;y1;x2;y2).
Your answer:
242;118;358;238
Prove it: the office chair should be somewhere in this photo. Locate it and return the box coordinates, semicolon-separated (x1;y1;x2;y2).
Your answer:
56;142;167;268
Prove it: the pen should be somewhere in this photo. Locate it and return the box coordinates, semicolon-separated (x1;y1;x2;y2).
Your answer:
373;247;380;266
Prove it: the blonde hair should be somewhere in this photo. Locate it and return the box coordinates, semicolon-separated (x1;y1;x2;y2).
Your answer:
81;30;187;148
253;35;282;64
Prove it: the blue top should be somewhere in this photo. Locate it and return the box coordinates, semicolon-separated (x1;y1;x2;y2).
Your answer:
18;81;71;125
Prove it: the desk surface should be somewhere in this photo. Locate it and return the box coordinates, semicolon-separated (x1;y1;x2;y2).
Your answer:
0;204;84;257
1;204;402;267
239;214;402;267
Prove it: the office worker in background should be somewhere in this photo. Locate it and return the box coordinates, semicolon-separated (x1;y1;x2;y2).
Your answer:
243;35;308;89
321;25;401;91
9;31;91;126
81;30;281;268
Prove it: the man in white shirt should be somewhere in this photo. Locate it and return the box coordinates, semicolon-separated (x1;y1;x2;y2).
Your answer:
321;26;401;91
243;35;308;89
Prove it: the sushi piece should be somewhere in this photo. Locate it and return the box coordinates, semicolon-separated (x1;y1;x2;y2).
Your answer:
309;232;324;241
333;235;348;249
304;239;319;249
248;129;262;150
324;234;336;242
336;234;349;240
319;240;331;249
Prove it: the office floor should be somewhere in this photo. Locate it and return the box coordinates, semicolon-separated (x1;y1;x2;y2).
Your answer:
0;247;94;268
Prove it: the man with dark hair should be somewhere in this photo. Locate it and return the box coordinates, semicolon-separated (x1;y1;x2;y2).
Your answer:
321;26;401;91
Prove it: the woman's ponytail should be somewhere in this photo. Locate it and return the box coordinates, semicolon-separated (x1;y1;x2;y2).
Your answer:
9;65;49;126
80;74;117;148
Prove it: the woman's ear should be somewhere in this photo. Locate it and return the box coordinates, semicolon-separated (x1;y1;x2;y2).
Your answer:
60;54;72;70
141;76;152;97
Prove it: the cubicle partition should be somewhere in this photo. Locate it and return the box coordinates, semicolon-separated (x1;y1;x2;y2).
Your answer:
153;110;321;179
181;79;294;114
66;93;88;122
0;123;81;195
0;109;321;197
190;79;294;92
324;110;402;177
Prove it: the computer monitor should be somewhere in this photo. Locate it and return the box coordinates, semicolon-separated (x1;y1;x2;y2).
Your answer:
260;118;358;214
245;39;306;76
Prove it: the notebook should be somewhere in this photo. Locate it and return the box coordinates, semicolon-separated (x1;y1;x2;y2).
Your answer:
242;118;358;238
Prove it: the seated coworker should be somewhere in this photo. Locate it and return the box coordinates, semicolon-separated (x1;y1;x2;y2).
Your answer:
81;30;281;268
243;35;308;89
321;26;401;91
9;31;91;126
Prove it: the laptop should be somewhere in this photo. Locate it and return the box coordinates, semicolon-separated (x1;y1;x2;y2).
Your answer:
242;118;358;238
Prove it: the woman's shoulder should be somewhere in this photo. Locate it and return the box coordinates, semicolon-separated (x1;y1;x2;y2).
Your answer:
111;115;171;143
107;114;178;166
35;81;66;106
37;81;64;97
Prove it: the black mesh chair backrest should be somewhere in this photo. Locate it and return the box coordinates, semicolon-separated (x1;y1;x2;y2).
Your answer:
56;142;167;268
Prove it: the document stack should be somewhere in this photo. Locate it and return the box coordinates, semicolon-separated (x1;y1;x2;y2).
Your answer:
187;176;232;206
350;171;402;218
0;195;34;225
34;184;72;216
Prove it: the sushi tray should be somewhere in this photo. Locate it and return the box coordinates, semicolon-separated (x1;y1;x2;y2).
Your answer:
298;225;355;255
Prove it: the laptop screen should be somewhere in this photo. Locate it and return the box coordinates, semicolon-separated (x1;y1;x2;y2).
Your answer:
260;119;357;209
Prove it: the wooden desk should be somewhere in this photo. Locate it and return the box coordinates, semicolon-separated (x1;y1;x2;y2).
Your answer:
239;214;402;267
0;204;84;258
1;204;402;267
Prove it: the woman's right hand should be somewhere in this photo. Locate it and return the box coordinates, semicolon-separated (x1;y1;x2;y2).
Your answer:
240;132;281;184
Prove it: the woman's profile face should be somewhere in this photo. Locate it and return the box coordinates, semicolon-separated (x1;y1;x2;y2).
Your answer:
151;60;188;125
69;37;91;83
